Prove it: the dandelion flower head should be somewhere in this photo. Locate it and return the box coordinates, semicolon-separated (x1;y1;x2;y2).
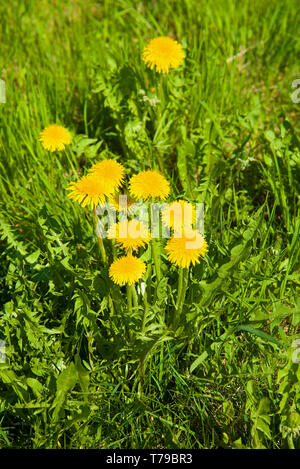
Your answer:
142;36;184;74
39;124;71;152
165;228;208;268
109;254;146;285
67;173;113;210
129;169;170;200
89;159;125;193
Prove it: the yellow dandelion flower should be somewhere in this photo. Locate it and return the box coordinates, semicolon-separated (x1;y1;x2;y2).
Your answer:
109;254;146;285
165;229;208;268
162;200;196;232
89;159;125;193
107;219;150;251
142;36;184;74
129;169;170;200
39;124;71;152
67;173;113;209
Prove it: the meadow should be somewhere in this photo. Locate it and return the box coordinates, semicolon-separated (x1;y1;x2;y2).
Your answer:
0;0;299;449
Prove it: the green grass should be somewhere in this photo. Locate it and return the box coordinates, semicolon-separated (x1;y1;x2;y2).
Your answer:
0;0;299;449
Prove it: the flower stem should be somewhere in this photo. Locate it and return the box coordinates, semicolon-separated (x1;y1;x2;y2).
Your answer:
155;74;167;174
175;267;183;314
158;73;166;121
49;151;55;184
151;238;161;283
127;284;132;315
173;267;189;328
93;208;107;265
131;284;139;310
138;289;149;399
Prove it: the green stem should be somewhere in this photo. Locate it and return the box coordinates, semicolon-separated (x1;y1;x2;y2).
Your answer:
153;74;168;174
49;151;55;184
151;238;161;283
155;74;167;174
127;284;132;315
141;286;149;333
131;284;139;310
173;267;189;328
175;268;184;313
158;73;166;121
93;208;107;265
112;239;117;261
138;289;149;399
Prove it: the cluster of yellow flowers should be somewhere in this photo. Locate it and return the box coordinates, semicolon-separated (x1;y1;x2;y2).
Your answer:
38;36;208;286
66;160;207;285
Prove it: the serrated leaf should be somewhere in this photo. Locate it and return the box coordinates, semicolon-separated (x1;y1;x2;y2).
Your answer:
51;363;77;422
250;397;272;444
223;401;235;424
75;355;89;397
156;277;168;302
190;351;209;373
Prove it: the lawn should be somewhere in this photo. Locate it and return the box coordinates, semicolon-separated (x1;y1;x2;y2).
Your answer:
0;0;299;449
